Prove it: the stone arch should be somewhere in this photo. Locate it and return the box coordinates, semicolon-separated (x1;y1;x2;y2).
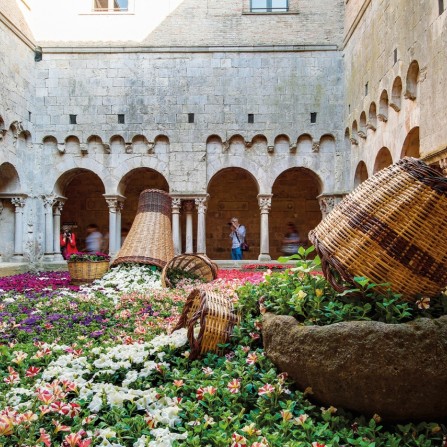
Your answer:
153;134;170;155
400;127;420;159
351;120;359;145
274;134;291;154
378;90;389;122
207;167;260;260
206;134;224;156
130;134;149;154
390;76;402;112
0;162;21;193
53;168;107;249
86;135;104;154
110;135;125;153
297;133;313;153
359;112;367;138
252;134;268;152
354;160;368;188
271;167;322;258
65;135;81;155
42;135;60;155
117;167;169;230
405;60;420;100
373;147;393;174
319;134;336;153
368;102;377;130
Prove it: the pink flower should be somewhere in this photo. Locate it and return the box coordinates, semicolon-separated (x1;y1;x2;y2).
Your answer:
37;428;51;446
258;383;275;396
246;352;258;365
227;378;241;394
196;386;217;400
25;366;41;378
231;433;248;447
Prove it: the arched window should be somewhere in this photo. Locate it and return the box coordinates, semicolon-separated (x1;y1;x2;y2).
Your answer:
404;60;419;100
378;90;389;122
367;102;377;131
390;77;402;112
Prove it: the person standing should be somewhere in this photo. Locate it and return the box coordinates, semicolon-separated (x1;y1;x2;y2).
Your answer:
282;222;301;256
84;224;103;253
60;225;78;259
229;217;246;260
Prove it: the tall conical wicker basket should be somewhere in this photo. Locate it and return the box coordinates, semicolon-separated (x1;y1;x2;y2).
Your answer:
112;189;174;269
309;157;447;301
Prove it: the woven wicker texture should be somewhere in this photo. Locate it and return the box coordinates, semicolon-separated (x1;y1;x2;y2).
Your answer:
112;189;174;269
309;157;447;301
68;260;110;285
161;254;219;288
175;289;240;359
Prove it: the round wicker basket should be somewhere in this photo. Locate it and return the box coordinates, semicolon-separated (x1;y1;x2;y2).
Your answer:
67;260;110;285
309;157;447;300
161;254;218;288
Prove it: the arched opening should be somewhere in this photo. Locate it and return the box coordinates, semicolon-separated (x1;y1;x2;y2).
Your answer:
207;168;259;260
86;135;104;154
0;163;21;260
118;168;169;232
297;134;313;153
373;147;393;174
319;134;336;153
54;169;107;252
400;127;420;159
110;135;125;153
271;168;322;259
359;112;367;138
274;134;291;154
354;161;368;188
390;77;402;112
378;90;389;122
405;60;420;100
351;120;359;145
368;102;377;130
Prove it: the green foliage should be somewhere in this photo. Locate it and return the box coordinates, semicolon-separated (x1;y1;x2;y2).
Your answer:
235;246;445;326
166;267;203;287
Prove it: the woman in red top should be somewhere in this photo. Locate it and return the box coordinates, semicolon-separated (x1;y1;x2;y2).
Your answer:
60;226;78;260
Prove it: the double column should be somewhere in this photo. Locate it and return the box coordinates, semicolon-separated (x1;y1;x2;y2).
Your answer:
10;196;26;262
104;195;125;258
42;195;67;261
258;194;272;262
171;195;208;256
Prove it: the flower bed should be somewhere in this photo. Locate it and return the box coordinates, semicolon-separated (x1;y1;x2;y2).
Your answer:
0;263;445;446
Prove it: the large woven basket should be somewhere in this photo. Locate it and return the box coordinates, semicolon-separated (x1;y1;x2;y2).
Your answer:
112;189;174;269
174;289;240;359
68;260;110;285
161;254;218;288
309;157;447;301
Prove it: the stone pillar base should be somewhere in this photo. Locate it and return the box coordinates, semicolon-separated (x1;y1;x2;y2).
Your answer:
10;254;25;263
43;254;55;262
53;253;65;262
258;254;272;262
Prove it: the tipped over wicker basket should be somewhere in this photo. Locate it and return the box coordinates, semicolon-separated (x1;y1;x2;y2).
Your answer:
68;260;110;285
309;157;447;300
173;288;240;359
161;254;218;288
112;189;174;269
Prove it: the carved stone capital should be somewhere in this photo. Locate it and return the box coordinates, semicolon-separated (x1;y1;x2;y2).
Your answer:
125;143;133;154
57;143;66;153
183;200;195;213
389;102;400;112
366;122;376;132
245;140;253;149
222;141;230;152
106;198;119;212
80;144;88;154
312;142;320;152
267;145;274;153
195;197;207;214
258;195;272;213
289;143;297;153
404;90;416;101
357;130;367;139
11;197;26;208
172;198;182;211
147;142;155;154
349;137;358;146
0;129;7;141
103;143;111;154
42;195;56;210
377;113;388;122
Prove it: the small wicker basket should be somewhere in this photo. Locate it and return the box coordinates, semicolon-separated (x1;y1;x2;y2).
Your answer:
309;157;447;300
161;254;218;288
174;288;240;359
67;260;110;285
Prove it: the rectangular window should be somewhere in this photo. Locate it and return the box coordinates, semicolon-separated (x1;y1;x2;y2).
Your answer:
251;0;288;12
248;114;254;123
394;48;397;64
93;0;129;12
118;114;125;124
69;114;77;125
188;113;195;123
439;0;445;15
310;112;317;123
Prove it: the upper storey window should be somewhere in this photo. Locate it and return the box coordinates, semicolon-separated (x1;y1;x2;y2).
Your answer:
251;0;289;12
93;0;129;12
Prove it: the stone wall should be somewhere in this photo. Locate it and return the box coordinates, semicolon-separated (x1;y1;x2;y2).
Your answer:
344;0;447;181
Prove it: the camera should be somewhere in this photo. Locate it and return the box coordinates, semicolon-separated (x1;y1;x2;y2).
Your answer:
227;222;233;226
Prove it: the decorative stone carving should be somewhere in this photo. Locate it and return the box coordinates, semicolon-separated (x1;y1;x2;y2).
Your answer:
312;142;320;152
267;145;274;153
389;102;400;112
258;196;271;213
0;129;7;141
439;158;447;177
357;130;366;139
172;198;182;210
289;143;297;153
349;137;358;145
57;143;66;153
11;197;26;208
195;197;207;214
80;144;88;154
366;122;376;131
222;140;230;151
42;195;56;211
125;143;133;153
103;143;111;154
11;121;24;138
404;89;416;100
244;140;253;149
147;142;155;154
318;196;335;218
377;113;388;122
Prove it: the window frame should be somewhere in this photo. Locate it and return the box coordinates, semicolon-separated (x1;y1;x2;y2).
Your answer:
92;0;132;14
250;0;289;13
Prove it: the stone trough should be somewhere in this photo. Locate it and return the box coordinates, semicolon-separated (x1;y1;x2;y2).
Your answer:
262;313;447;421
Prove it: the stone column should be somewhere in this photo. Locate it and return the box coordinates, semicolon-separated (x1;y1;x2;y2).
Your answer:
53;200;65;261
195;197;207;255
11;197;25;261
106;198;119;257
43;196;56;261
172;198;182;255
183;200;195;254
317;193;346;219
258;195;272;262
115;201;123;251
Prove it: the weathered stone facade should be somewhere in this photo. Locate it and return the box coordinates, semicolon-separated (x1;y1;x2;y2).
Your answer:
0;0;445;264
